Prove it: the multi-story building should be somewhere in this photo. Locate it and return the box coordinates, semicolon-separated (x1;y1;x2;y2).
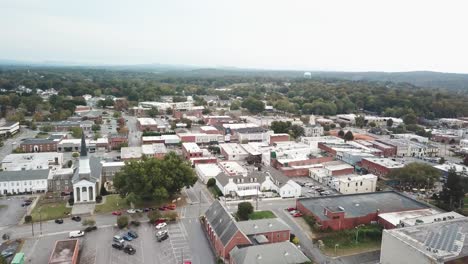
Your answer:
0;121;19;137
100;161;125;192
142;135;180;145
182;142;203;160
303;124;323;137
137;118;169;132
329;174;378;194
1;152;63;171
220;143;249;161
20;138;59;153
48;168;74;193
0;169;49;194
141;143;167;159
178;133;223;144
361;157;405;178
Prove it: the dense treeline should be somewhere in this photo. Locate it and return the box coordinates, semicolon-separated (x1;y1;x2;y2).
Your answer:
0;67;468;121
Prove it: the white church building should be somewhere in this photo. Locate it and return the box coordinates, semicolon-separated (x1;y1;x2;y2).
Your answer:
72;132;101;203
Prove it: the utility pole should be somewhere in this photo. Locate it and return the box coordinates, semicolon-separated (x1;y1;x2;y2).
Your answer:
198;189;202;216
256;188;259;210
39;210;42;235
31;220;34;237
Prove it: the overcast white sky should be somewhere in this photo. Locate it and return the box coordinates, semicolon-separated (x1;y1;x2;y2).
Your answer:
1;0;468;72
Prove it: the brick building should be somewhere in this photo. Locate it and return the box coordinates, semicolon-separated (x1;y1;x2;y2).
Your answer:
20;138;58;153
182;142;203;160
361;157;404;178
296;191;429;230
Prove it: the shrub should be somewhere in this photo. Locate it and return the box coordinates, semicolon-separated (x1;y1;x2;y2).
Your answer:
117;215;129;229
166;211;178;221
72;152;79;158
148;211;162;222
68;197;74;206
237;202;254;221
207;178;216;188
292;236;300;245
82;218;96;226
303;215;316;229
95;195;103;203
24;215;32;223
130;220;141;227
100;184;108;196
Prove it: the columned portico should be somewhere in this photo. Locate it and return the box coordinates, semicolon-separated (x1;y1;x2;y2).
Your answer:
73;180;96;203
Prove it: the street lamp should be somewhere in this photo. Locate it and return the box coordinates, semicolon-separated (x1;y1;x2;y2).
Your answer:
39;209;43;235
334;244;339;255
355;224;364;244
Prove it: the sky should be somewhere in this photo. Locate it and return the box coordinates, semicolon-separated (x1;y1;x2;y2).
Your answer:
1;0;468;73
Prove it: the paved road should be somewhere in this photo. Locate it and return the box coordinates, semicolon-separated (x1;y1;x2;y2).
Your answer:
0;127;37;161
0;196;29;229
122;113;142;147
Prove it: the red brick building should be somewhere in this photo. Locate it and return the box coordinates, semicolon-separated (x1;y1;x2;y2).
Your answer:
296;191;429;230
20;138;58;153
361;157;404;178
182;142;203;160
268;134;290;145
271;156;334;177
203;201;291;260
370;141;397;157
108;134;128;150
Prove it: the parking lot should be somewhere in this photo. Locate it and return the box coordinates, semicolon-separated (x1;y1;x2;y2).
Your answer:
292;177;339;198
0;196;30;228
21;220;193;264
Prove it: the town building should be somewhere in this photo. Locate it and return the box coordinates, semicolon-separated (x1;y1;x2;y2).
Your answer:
20;138;59;153
380;217;468;264
296;191;430;230
48;168;74;194
203;115;233;126
229;241;310;264
434;163;468;178
303;124;324;137
173;106;204;119
0;169;49;194
57;138;109;153
200;126;222;135
329;174;378;194
142;134;180;145
182;142;203;160
100;161;125;192
378;209;463;229
137;118;169;132
220;143;249;161
268;133;290;145
108;134;128;150
195;163;222;183
361;157;404;178
309;161;355;183
0;120;19;137
1;152;63;171
141;143;167;159
178;133;223;144
49;120;94;132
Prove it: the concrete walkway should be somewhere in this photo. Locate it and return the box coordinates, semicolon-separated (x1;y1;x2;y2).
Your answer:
71;203;96;215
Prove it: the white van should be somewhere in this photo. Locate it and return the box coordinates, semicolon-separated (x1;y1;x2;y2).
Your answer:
69;230;85;238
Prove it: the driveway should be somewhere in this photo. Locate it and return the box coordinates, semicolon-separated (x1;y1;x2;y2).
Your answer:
0;196;29;229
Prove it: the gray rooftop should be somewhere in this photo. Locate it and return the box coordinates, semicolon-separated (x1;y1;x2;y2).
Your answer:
21;138;55;145
384;217;468;262
237;218;290;236
0;169;50;182
230;241;310;264
204;200;247;246
298;191;430;221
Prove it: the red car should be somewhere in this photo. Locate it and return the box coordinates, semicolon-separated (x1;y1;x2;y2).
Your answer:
293;212;303;217
154;218;167;225
112;211;122;216
286;207;296;212
158;206;168;211
166;204;176;210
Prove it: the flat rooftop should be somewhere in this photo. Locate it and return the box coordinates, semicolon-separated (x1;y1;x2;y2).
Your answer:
220;143;248;156
384;217;468;262
182;142;201;153
378;208;441;227
49;239;79;264
142;143;167;155
121;147;142;159
298;191;430;221
363;157;405;169
137;118;157;126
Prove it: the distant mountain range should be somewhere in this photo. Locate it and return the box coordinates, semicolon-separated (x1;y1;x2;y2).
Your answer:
1;59;468;91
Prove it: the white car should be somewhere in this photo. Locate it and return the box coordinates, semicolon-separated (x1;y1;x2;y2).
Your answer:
69;230;85;238
127;209;136;214
156;230;168;237
155;222;167;229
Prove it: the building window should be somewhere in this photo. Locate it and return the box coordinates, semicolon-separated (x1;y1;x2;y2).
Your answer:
360;182;363;186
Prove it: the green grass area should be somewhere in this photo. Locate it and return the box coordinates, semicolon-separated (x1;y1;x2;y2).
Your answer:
318;224;382;256
35;132;49;139
0;204;8;209
208;185;223;198
94;194;127;213
31;201;71;221
249;210;276;220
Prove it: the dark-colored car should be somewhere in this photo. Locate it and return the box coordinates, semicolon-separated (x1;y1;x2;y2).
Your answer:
55;218;64;224
83;226;97;232
128;230;138;239
112;242;124;250
21;200;32;207
1;248;16;258
71;216;81;222
124;245;136;255
157;232;169;242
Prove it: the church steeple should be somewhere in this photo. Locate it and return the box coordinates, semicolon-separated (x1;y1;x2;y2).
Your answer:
80;129;87;157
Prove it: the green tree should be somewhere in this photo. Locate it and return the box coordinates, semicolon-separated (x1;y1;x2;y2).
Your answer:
72;152;80;158
69;127;82;138
230;100;241;110
241;97;265;114
91;124;101;132
237;202;254;221
0;255;6;264
388;163;441;188
289;125;304;139
117;215;129;229
369;122;377;128
339;122;346;128
386;118;394;127
438;157;446;164
207;178;216;188
439;169;465;209
344;131;354;141
148;210;162;223
148;107;158;117
100;184;108;196
355;115;365;128
113;152;197;202
403;113;417;125
270;121;292;134
338;130;345;138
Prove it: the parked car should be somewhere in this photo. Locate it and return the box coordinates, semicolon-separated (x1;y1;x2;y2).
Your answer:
289;210;298;215
113;235;125;244
156;222;167;229
154;218;167;225
286;207;296;212
122;233;133;241
21;201;31;207
158;206;168;211
55;219;64;224
127;209;136;214
293;212;303;217
156;230;168;237
83;226;97;232
112;242;124;250
166;204;176;210
112;211;122;216
128;230;138;239
124;245;136;255
1;248;15;258
157;232;169;242
71;216;81;222
69;231;85;238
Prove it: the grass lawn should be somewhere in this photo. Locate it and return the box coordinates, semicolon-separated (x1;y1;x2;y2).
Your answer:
94;194;127;214
318;224;382;256
0;204;7;209
249;210;276;220
31;201;71;221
